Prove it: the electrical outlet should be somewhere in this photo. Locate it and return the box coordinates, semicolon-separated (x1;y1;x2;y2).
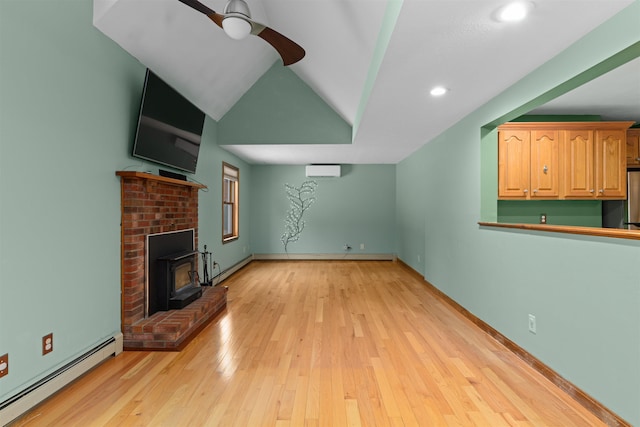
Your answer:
360;243;365;250
528;314;537;334
43;333;53;355
0;354;8;378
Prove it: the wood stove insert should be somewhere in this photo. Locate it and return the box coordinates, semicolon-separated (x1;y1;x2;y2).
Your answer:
157;250;202;310
146;229;202;316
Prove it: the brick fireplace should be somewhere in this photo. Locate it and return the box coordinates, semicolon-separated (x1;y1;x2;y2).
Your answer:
116;171;227;350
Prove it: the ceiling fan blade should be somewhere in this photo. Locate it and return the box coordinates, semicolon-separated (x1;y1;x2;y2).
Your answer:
177;0;305;66
251;23;305;66
177;0;224;28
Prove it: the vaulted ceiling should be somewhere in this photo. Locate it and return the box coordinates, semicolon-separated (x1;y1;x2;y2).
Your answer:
94;0;637;164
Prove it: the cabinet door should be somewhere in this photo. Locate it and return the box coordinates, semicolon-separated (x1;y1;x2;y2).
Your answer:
498;130;530;199
563;129;594;198
627;129;640;166
530;130;559;198
595;129;626;199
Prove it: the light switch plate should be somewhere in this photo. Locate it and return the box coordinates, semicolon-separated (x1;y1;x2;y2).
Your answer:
528;314;537;334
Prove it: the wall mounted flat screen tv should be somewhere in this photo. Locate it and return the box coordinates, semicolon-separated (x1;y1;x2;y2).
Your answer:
132;69;205;174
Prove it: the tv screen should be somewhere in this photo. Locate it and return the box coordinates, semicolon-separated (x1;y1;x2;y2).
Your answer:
132;69;205;174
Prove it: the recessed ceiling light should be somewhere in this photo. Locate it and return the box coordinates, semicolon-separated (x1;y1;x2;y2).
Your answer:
497;1;533;23
430;86;448;97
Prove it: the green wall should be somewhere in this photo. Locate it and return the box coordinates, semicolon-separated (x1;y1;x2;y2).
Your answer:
0;0;250;404
250;165;396;255
218;63;351;145
396;2;640;424
0;0;140;401
497;200;603;226
195;118;253;273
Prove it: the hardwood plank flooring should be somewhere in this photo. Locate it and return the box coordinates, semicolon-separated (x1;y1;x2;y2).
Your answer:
11;261;605;426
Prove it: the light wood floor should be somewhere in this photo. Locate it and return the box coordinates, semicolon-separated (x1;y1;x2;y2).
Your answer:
13;261;605;426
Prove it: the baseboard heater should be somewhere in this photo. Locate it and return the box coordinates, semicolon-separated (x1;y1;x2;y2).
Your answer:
0;332;123;425
207;255;253;285
253;253;396;261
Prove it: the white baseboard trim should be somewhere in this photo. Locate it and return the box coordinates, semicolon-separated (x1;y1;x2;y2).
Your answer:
0;332;123;426
253;253;397;261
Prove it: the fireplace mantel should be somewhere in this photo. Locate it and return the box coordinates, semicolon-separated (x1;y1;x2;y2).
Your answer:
116;171;207;190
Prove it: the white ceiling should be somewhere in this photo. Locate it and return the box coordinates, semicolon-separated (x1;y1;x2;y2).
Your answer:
94;0;637;165
528;55;640;121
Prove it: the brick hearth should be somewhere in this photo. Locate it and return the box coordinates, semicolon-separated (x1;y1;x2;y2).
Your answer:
116;171;227;350
126;286;227;350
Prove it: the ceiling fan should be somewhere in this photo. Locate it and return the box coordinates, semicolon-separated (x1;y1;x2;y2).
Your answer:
177;0;305;66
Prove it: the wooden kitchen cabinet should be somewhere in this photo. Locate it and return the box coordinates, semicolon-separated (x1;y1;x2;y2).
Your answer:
499;121;633;200
562;129;594;198
498;126;559;199
594;128;627;198
564;125;628;199
627;128;640;167
498;129;530;198
530;130;560;198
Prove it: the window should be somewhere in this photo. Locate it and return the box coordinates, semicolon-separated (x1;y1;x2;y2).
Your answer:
222;162;239;242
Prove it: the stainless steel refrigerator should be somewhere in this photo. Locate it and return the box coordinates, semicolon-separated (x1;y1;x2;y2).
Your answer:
602;171;640;230
628;171;640;230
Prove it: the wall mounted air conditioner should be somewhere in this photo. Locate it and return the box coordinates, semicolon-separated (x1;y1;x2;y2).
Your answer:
305;164;341;177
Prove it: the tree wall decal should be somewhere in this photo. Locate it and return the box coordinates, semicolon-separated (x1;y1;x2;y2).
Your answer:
281;180;318;252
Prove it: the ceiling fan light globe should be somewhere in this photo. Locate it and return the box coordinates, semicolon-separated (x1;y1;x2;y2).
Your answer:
222;16;251;40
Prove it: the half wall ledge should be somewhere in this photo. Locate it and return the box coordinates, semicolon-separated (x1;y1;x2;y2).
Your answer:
478;222;640;241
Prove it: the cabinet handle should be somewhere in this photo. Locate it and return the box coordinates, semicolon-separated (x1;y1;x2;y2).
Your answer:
590;189;595;193
533;189;538;193
543;165;548;174
523;189;528;194
599;189;604;194
636;157;640;161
